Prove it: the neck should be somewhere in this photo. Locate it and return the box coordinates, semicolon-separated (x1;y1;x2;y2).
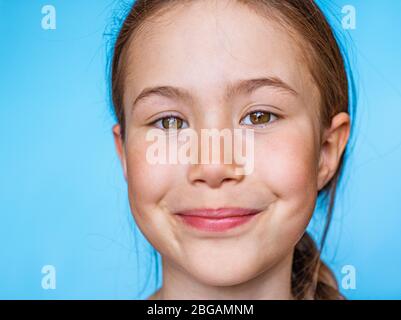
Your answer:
150;252;294;300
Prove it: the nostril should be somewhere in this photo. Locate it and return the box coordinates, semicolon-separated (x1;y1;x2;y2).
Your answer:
222;177;236;184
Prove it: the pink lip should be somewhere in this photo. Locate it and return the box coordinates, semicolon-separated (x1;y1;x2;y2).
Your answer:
175;208;261;232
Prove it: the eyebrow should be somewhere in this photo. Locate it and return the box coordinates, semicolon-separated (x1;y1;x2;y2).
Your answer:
131;76;298;111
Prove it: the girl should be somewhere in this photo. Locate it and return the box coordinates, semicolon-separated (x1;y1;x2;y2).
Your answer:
110;0;353;299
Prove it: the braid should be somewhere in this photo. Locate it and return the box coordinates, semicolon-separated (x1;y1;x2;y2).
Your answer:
292;232;344;300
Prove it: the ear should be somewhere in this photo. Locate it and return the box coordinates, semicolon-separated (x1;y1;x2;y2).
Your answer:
317;112;351;190
112;124;127;181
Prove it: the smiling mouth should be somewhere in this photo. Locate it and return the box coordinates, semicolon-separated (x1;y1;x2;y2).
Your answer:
174;207;262;232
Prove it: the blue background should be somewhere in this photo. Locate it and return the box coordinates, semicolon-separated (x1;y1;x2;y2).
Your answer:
1;0;400;299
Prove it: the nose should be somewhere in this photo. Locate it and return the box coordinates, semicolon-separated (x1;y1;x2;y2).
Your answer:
188;162;244;189
187;131;245;188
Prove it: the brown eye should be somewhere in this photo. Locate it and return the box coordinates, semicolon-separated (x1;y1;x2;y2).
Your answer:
250;111;270;124
154;116;188;130
241;111;277;126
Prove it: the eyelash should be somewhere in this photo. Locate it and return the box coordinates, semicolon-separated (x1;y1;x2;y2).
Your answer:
149;110;280;130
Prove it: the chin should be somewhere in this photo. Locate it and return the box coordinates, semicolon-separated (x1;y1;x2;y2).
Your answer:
183;257;263;287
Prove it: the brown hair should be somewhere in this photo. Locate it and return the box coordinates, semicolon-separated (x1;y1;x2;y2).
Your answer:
109;0;355;300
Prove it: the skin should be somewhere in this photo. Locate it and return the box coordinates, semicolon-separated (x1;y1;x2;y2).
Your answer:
112;0;350;300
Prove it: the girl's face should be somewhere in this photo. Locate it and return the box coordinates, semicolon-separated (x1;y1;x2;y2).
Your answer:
113;1;348;287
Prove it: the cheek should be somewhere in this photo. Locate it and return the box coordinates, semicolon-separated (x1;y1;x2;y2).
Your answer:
124;133;176;215
255;127;319;201
123;133;184;251
253;125;320;247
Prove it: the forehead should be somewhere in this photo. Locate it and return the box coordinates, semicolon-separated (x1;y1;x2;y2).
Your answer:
123;0;318;111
